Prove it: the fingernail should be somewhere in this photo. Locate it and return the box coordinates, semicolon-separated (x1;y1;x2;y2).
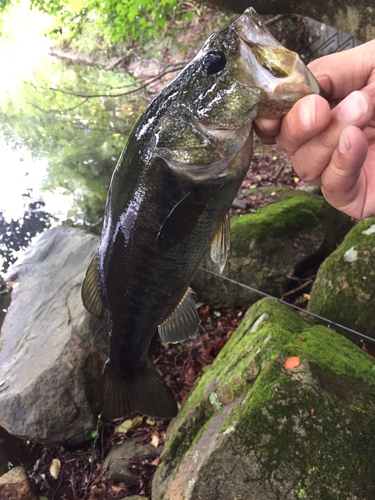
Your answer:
299;95;316;129
338;91;368;124
338;128;351;154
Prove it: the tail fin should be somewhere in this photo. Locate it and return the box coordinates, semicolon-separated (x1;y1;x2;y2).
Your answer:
102;362;178;420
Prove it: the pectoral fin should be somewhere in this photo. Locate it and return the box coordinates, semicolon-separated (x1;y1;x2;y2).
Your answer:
157;192;206;250
158;288;200;343
210;212;230;273
81;250;105;319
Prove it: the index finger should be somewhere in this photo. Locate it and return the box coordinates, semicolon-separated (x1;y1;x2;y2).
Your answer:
308;40;375;99
253;117;281;144
275;94;332;156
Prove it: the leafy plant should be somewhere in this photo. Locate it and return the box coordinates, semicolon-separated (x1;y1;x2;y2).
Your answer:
0;0;193;44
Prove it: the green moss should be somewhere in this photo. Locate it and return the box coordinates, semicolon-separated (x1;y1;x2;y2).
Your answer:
309;217;375;337
163;406;213;463
230;193;329;254
158;298;375;499
182;298;375;427
236;358;375;499
189;412;215;449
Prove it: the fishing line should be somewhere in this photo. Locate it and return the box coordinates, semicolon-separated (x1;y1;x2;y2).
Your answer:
200;268;375;346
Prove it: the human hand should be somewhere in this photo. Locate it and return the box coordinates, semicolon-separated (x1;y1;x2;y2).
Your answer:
254;40;375;220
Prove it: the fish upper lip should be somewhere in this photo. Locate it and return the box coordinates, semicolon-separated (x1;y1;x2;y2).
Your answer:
233;7;279;48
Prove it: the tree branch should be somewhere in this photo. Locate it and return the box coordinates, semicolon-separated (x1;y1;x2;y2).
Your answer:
47;63;186;99
25;97;90;113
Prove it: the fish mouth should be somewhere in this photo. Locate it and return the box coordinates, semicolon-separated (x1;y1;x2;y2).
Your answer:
233;8;325;117
234;7;283;49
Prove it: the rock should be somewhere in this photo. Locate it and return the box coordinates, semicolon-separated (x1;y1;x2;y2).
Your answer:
0;466;37;500
192;191;352;308
102;437;162;485
152;298;375;500
197;0;375;43
121;496;148;500
308;218;375;340
0;227;108;444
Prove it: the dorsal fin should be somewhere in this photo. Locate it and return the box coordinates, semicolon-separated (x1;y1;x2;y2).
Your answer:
81;250;106;319
210;212;230;273
158;288;199;344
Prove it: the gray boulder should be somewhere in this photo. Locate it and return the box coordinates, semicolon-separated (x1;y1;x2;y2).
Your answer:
152;298;375;500
192;190;352;308
0;227;107;444
103;437;162;485
308;217;375;340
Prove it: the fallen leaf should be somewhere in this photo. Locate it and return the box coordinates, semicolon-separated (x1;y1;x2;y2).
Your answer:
131;414;144;429
150;432;160;448
88;483;106;500
285;357;300;370
116;415;143;434
49;458;61;479
116;419;132;434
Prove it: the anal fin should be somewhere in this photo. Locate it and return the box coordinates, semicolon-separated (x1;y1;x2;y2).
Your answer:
81;249;105;319
102;361;178;420
158;288;199;344
210;212;230;273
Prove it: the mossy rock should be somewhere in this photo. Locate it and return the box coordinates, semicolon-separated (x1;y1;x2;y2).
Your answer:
193;190;352;308
308;218;375;340
152;298;375;500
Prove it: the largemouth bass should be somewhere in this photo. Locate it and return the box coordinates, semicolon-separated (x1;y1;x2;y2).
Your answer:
82;8;323;420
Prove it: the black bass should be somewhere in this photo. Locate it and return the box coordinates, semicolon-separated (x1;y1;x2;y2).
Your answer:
82;8;323;420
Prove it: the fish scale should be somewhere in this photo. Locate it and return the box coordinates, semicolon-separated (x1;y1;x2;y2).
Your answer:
81;8;324;420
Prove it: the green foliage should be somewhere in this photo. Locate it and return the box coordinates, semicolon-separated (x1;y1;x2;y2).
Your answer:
23;0;187;44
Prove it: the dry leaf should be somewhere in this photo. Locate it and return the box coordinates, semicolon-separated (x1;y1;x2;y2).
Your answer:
285;357;300;370
49;458;61;479
151;432;160;448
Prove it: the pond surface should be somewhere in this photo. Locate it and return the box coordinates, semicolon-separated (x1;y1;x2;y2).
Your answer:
0;0;146;231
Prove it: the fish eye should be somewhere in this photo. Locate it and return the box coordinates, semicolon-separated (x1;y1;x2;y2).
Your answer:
203;50;227;75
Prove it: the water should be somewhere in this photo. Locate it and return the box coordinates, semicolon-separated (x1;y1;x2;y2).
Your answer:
0;0;146;228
